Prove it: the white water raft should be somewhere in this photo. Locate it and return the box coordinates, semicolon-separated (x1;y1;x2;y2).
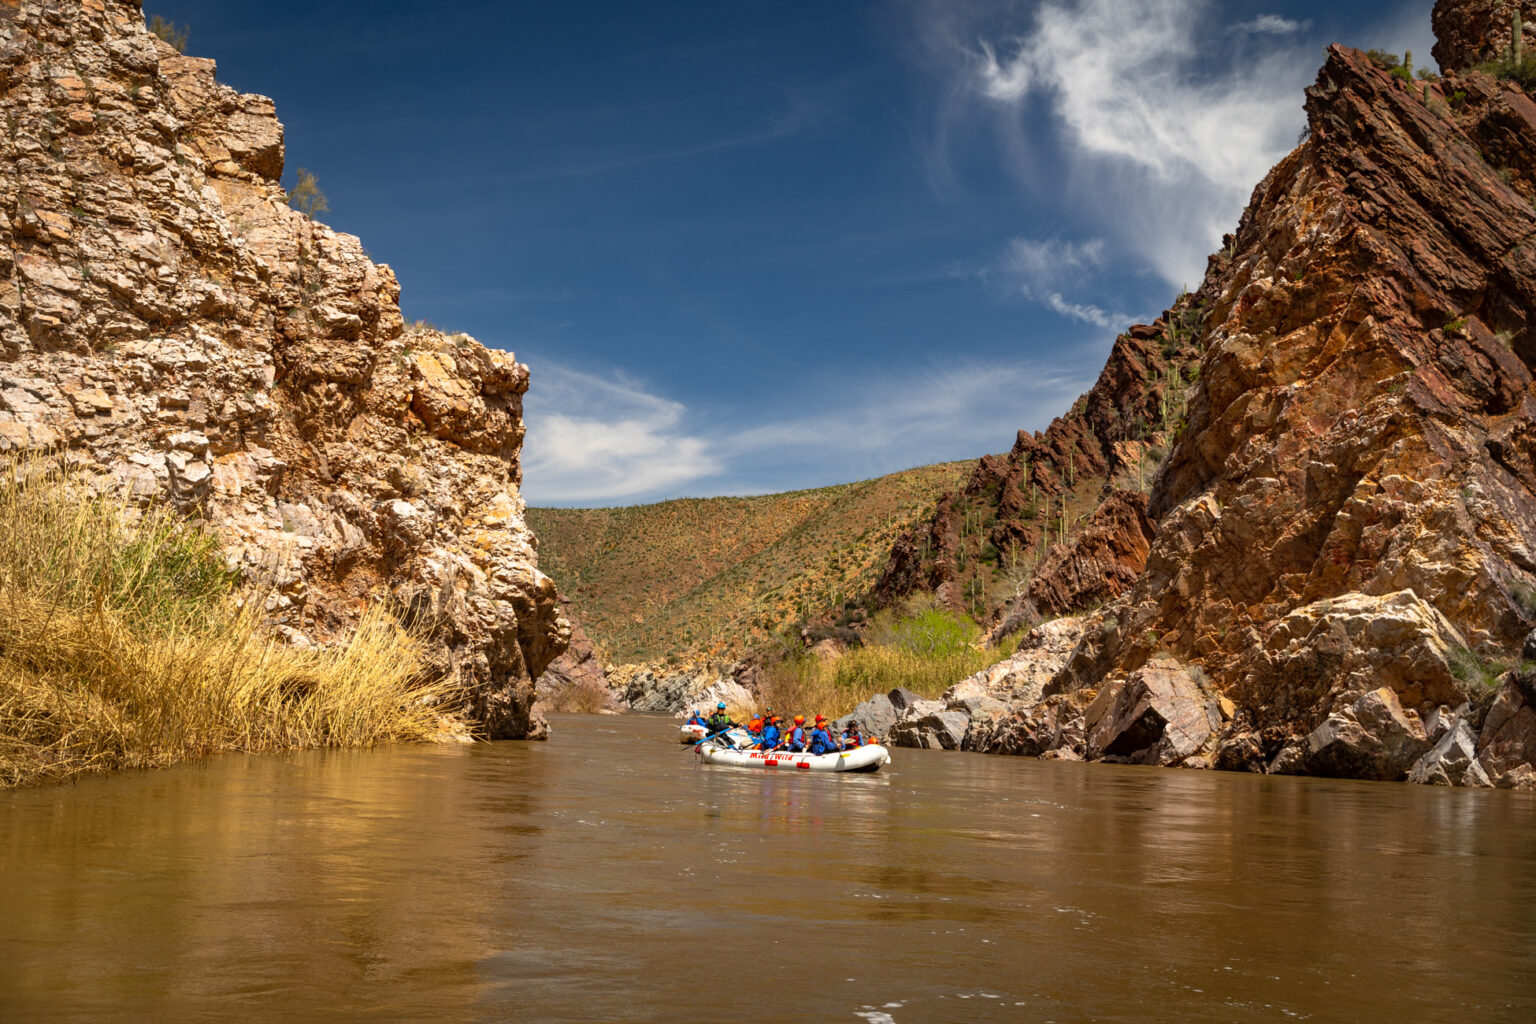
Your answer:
695;732;892;773
679;723;708;744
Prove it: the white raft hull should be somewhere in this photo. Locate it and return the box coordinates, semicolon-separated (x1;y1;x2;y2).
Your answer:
679;723;708;744
696;741;891;773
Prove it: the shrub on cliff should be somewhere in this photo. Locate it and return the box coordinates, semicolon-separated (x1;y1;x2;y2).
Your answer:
287;168;329;219
0;461;457;788
147;15;188;53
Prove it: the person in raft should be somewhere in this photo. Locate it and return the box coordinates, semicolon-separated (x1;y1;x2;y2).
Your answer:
746;714;764;740
705;702;735;734
686;709;708;729
783;715;809;752
840;722;864;748
757;715;782;750
809;715;840;755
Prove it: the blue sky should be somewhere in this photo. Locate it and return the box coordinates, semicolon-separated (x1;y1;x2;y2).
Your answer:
152;0;1435;505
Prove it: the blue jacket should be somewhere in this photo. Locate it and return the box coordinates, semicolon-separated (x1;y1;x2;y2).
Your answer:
758;723;781;749
687;713;707;727
810;727;837;755
784;726;807;752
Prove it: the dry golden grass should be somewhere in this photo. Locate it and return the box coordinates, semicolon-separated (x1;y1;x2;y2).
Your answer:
0;460;457;788
755;646;1000;721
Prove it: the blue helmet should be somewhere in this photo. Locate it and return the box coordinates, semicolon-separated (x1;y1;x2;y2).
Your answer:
716;701;727;710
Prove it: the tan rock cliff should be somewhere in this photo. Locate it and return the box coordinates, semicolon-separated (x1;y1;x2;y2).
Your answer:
0;0;566;737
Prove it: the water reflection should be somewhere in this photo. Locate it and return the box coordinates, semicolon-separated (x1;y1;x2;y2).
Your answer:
2;714;1534;1023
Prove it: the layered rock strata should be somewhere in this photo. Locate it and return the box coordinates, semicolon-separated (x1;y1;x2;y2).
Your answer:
909;4;1536;785
0;0;565;736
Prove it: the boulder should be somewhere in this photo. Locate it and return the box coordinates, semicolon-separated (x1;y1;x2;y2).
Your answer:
1495;764;1536;791
1214;732;1268;773
889;707;971;750
1241;592;1469;726
834;691;902;742
1407;720;1492;787
1304;687;1430;781
1476;677;1536;779
1083;662;1220;766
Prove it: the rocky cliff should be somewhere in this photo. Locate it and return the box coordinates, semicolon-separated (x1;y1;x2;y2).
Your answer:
881;1;1536;786
0;0;566;737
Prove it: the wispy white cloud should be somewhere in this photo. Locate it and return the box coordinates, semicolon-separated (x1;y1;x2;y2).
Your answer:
994;237;1142;330
520;363;720;503
1230;15;1313;35
915;0;1318;288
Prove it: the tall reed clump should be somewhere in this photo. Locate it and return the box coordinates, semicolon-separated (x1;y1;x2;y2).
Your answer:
756;602;1000;719
0;459;458;788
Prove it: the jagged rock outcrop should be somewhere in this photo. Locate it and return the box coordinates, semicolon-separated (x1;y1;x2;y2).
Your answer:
534;602;618;713
0;0;566;737
888;2;1536;785
1432;0;1536;72
1025;490;1155;615
875;308;1204;626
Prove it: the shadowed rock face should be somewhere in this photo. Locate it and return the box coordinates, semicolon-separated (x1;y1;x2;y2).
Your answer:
0;0;566;737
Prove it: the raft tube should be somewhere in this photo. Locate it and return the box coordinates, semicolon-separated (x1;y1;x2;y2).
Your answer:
679;723;708;744
696;732;892;773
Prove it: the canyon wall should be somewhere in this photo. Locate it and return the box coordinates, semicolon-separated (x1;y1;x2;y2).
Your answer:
882;2;1536;784
0;0;566;737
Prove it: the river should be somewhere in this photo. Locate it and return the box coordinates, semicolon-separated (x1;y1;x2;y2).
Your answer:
2;713;1534;1022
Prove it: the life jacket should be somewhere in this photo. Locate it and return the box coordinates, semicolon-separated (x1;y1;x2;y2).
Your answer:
810;728;836;754
842;732;862;747
706;711;731;731
748;717;763;734
786;726;806;750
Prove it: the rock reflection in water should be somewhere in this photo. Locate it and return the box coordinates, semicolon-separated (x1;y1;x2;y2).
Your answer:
2;714;1535;1023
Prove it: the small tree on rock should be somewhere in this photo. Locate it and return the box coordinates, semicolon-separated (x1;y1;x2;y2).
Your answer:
287;168;329;220
148;15;188;53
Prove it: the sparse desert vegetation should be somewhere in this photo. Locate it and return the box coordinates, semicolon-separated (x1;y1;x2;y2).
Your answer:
527;462;970;663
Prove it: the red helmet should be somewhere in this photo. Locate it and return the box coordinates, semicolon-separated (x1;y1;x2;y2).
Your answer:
815;714;826;722
794;715;805;724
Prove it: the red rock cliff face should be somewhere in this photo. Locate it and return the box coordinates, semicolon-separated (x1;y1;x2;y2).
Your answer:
1024;21;1536;781
1433;0;1536;71
0;0;567;737
931;3;1536;785
1105;43;1536;709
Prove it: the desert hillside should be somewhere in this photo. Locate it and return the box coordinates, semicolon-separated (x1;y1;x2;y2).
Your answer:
528;461;968;663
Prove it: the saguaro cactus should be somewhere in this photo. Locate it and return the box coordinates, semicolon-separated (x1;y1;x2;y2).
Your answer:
1515;10;1525;65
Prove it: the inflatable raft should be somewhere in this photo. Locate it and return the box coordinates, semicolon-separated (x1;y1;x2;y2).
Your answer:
679;723;708;744
695;729;891;773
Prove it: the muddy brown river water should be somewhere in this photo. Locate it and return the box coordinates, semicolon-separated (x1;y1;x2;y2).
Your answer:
3;713;1535;1022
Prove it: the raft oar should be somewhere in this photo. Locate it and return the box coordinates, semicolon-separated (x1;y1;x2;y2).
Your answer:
690;727;738;750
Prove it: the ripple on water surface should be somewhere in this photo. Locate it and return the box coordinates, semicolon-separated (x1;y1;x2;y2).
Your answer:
2;713;1535;1022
